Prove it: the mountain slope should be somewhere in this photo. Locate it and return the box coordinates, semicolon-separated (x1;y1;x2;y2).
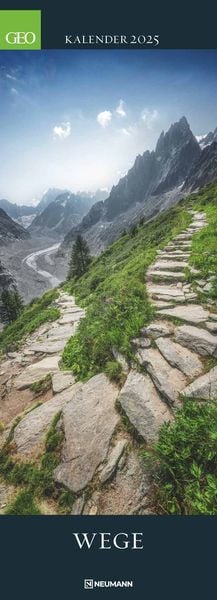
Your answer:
62;117;202;254
184;141;217;191
36;188;68;214
0;208;30;244
29;192;95;238
0;199;35;219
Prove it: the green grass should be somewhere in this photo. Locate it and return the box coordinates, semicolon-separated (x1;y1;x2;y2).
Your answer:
0;411;75;515
0;289;60;353
144;399;217;515
5;490;41;515
62;203;191;380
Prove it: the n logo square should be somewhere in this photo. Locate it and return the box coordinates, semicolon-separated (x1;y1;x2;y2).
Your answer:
84;579;93;589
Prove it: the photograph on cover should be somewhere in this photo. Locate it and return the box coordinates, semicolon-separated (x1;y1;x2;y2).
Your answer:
0;49;217;516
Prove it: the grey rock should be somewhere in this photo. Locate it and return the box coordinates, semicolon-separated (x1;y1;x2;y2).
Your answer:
141;320;174;339
100;440;127;483
182;366;217;400
119;370;173;441
132;337;151;349
112;347;129;373
175;325;217;357
31;340;67;354
148;270;185;281
14;355;61;389
52;371;75;393
205;321;217;333
54;374;119;492
137;348;187;406
150;260;188;270
155;336;203;378
158;304;210;324
13;386;79;455
71;495;85;515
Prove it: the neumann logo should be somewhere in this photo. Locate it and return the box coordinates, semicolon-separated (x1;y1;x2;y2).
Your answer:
0;10;41;50
84;579;134;589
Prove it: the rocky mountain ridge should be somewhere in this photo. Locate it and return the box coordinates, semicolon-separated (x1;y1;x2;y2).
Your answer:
62;117;217;255
29;192;96;238
0;208;30;244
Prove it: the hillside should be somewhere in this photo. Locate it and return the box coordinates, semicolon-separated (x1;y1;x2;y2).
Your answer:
0;208;30;244
29;192;100;238
62;118;217;255
0;181;217;515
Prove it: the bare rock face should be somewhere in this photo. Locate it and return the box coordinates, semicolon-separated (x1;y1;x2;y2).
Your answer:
54;374;119;492
13;386;79;455
136;348;187;407
175;325;217;356
182;366;217;400
155;336;203;378
118;370;173;442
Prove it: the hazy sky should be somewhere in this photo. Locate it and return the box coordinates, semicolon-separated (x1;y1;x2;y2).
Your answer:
1;49;217;204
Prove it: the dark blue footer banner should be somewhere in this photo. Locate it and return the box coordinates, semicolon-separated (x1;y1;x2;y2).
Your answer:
0;516;215;598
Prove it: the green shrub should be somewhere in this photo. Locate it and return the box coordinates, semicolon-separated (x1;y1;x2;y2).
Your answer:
145;400;217;515
105;360;126;385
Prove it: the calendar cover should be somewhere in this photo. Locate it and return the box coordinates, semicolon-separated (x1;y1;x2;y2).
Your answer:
0;1;216;597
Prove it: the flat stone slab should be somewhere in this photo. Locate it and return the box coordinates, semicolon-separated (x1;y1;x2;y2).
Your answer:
13;386;79;455
155;336;203;378
54;374;119;492
141;320;174;339
31;340;66;354
151;260;188;270
47;325;75;340
158;304;210;324
152;300;173;309
148;270;185;281
175;233;192;240
119;370;173;442
182;366;217;400
147;284;186;299
52;371;75;393
175;325;217;357
14;355;61;389
137;348;187;407
99;440;127;483
58;314;84;325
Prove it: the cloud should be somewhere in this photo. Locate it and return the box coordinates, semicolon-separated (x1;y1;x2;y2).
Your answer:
10;87;19;96
116;99;126;118
6;73;17;81
141;109;159;128
97;110;112;128
118;127;131;136
53;121;71;139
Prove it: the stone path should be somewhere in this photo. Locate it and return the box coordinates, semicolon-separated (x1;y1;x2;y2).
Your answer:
122;210;217;437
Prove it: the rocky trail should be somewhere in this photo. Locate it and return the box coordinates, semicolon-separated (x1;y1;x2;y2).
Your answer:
0;209;217;515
